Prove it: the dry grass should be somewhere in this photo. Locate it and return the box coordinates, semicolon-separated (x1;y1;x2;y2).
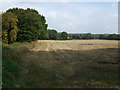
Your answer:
23;40;119;88
3;40;119;88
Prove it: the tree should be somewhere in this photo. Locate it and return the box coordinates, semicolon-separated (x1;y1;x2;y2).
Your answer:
2;30;8;43
107;34;118;40
0;14;1;30
71;34;82;39
60;32;68;40
81;33;92;39
38;30;48;40
99;34;105;39
116;34;120;40
2;12;18;43
7;8;48;42
48;29;57;40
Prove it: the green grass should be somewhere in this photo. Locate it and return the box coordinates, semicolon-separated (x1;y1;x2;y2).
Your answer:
2;45;62;88
2;46;22;88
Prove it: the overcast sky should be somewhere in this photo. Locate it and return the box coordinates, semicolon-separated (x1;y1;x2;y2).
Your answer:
0;1;118;34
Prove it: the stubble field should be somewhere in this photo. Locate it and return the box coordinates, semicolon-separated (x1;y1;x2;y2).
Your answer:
3;40;119;88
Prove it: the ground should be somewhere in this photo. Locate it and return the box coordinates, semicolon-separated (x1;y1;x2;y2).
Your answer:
3;40;119;88
28;40;119;88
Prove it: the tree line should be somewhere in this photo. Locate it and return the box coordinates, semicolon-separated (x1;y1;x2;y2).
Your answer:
40;29;120;40
1;8;120;44
68;33;120;40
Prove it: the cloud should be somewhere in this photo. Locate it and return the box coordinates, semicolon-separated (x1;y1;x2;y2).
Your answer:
39;2;117;33
0;2;118;34
112;2;118;7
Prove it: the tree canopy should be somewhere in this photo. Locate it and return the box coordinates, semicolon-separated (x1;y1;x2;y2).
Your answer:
2;12;18;43
6;8;48;42
48;29;58;40
60;32;68;40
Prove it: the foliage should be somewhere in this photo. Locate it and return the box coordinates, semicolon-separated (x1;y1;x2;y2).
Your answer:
2;30;8;43
60;32;68;40
2;45;62;88
2;46;22;88
48;29;58;40
6;8;48;42
68;33;120;40
2;12;18;43
106;34;120;40
38;30;48;40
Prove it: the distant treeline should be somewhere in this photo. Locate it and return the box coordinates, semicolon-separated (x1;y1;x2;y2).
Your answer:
45;30;120;40
68;33;120;40
1;8;120;44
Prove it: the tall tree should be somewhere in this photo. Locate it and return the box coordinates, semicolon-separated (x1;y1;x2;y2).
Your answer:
2;12;18;43
61;32;68;40
38;30;48;40
7;8;48;42
48;29;57;40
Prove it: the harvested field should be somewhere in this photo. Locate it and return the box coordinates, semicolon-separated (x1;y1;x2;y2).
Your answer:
26;40;119;88
3;40;119;88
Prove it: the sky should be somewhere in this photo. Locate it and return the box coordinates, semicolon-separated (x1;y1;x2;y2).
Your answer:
0;1;118;34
